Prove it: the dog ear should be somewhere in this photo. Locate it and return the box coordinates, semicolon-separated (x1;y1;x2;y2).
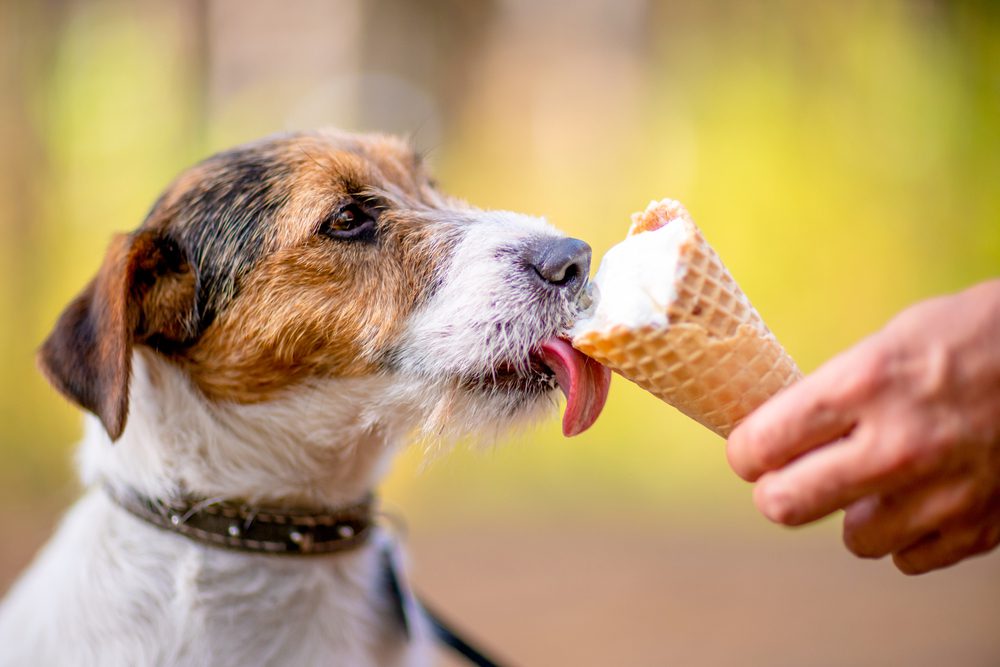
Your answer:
38;230;198;440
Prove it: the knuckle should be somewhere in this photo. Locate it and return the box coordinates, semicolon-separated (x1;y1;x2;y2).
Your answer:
748;432;781;472
885;442;916;471
802;395;840;432
914;343;954;400
921;413;965;456
850;345;891;396
877;432;932;478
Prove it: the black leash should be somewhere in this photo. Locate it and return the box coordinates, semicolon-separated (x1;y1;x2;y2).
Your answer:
381;544;509;666
419;597;507;667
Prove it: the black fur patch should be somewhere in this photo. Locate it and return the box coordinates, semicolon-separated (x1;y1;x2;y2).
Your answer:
147;146;292;332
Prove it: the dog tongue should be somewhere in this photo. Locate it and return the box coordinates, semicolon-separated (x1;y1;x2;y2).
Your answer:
539;337;611;437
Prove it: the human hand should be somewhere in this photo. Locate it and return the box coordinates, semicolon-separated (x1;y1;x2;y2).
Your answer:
727;279;1000;575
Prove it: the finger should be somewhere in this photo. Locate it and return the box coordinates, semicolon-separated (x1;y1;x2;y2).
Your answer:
892;518;1000;576
753;426;924;526
842;474;978;559
727;340;885;482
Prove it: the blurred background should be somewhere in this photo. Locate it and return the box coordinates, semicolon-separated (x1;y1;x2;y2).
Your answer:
1;0;998;664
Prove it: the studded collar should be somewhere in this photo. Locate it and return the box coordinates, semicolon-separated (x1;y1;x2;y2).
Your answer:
104;485;375;555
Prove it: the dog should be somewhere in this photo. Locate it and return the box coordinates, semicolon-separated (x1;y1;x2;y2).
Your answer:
0;129;610;666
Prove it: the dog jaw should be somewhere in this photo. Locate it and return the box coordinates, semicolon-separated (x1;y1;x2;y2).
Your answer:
393;210;581;442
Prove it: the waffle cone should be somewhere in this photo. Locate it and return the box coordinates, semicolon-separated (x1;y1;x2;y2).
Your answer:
572;200;801;438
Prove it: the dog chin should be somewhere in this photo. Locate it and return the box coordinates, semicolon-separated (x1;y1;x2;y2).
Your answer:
412;370;561;448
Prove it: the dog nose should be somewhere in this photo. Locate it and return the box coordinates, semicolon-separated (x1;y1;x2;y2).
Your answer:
527;237;591;295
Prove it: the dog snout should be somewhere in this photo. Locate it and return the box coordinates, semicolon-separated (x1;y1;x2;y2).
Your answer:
526;237;591;296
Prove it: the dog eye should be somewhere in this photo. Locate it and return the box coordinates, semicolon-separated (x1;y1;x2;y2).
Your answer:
320;203;376;242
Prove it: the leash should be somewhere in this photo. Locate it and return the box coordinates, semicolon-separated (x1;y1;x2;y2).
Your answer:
419;597;506;667
379;538;509;666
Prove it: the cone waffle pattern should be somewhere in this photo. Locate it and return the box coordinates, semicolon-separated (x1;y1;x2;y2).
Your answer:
573;201;801;438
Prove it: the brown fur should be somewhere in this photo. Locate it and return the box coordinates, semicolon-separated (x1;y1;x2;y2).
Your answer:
38;231;197;438
182;135;454;402
40;131;460;434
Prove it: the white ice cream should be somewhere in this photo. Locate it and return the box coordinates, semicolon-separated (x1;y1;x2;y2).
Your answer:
572;218;689;335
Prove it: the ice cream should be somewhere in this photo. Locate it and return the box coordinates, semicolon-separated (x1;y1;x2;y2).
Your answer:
571;199;801;438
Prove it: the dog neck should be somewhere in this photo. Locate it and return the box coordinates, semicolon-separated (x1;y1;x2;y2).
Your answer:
79;349;419;511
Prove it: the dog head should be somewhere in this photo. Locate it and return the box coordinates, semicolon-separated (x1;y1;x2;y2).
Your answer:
39;130;610;452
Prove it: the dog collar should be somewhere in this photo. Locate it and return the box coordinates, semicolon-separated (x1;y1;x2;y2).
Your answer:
106;484;506;665
104;485;375;555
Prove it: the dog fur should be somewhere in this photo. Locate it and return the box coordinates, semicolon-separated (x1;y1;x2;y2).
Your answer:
0;129;590;666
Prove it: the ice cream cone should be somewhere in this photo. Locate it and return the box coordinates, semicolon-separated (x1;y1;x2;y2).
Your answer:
571;199;801;438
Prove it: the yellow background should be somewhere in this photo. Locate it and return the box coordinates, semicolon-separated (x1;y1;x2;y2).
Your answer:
1;2;997;664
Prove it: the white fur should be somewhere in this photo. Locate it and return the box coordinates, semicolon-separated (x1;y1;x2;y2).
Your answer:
0;352;432;667
0;207;577;667
399;210;575;442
